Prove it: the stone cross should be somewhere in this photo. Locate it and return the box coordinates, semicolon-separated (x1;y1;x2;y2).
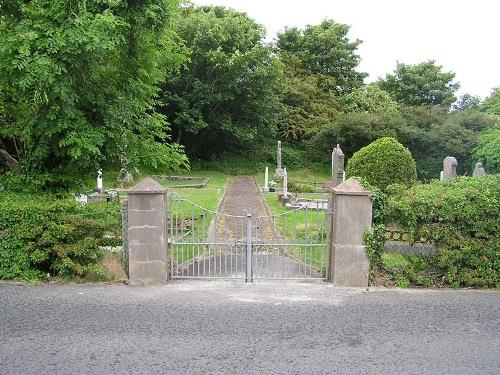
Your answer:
473;161;486;177
264;167;269;191
283;167;288;197
96;169;104;193
331;144;345;187
275;141;284;179
442;157;458;181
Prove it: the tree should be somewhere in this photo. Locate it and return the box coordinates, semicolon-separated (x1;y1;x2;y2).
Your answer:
479;87;500;118
473;128;500;173
340;84;399;114
378;60;460;107
277;54;339;140
160;5;283;156
0;0;188;182
452;93;481;112
276;20;367;95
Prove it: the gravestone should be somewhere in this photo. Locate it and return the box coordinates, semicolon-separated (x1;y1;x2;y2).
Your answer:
275;141;284;179
96;169;104;193
331;144;345;187
442;157;458;181
264;167;269;191
283;167;288;197
473;161;486;177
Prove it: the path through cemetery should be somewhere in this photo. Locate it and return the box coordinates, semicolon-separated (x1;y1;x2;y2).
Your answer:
183;176;314;279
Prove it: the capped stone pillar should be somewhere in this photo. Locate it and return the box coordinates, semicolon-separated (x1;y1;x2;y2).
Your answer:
275;141;284;179
328;177;372;287
127;177;168;285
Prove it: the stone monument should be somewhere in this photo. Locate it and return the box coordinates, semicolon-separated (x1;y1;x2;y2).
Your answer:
275;141;284;179
331;144;345;187
96;169;104;193
473;161;486;177
264;167;269;191
441;157;458;181
283;167;288;198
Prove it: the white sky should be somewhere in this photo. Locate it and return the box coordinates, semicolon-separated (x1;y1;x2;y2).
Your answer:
192;0;500;99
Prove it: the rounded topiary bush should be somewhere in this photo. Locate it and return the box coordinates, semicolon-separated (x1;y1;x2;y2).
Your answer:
347;137;417;190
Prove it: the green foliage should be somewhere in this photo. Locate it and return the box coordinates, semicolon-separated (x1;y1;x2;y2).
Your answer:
363;224;386;279
378;60;459;107
340;84;399;114
0;0;188;180
160;5;283;156
0;193;121;281
381;253;436;288
387;176;500;288
479;87;500;117
452;93;481;112
276;20;366;94
275;19;367;141
347;137;417;190
473;128;500;173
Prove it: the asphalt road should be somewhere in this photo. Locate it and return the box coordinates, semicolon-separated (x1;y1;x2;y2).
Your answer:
1;281;499;375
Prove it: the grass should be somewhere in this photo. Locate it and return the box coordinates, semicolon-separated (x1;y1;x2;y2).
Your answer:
256;167;331;189
262;191;329;276
380;252;437;288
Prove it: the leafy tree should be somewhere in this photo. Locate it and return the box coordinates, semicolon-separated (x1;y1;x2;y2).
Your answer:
378;60;460;107
479;87;500;118
0;0;188;182
452;93;481;112
160;5;283;156
340;84;399;114
473;128;500;173
276;20;367;94
277;54;339;140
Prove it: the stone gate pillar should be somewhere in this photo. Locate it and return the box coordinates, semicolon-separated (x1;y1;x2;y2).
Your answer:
127;177;168;285
328;177;372;287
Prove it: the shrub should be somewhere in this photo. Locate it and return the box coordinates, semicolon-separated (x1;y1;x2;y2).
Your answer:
387;175;500;288
347;137;417;190
0;193;121;281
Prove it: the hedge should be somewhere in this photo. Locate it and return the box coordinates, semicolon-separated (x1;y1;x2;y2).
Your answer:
347;137;417;190
0;193;121;281
386;175;500;288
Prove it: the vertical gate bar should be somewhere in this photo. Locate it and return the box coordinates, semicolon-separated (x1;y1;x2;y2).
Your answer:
246;214;252;283
191;205;195;277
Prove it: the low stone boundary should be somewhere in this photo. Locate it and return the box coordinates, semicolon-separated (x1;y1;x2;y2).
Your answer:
152;175;210;189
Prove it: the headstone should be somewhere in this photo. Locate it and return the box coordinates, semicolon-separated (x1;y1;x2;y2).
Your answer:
442;157;458;181
328;177;372;287
75;194;88;205
331;144;345;187
264;167;269;191
118;168;133;186
275;141;284;179
473;161;486;177
283;167;288;197
96;169;104;193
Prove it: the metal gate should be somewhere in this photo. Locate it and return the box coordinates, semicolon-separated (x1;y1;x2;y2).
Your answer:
168;198;330;281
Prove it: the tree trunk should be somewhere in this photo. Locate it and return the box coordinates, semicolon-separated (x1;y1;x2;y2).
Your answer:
0;142;19;171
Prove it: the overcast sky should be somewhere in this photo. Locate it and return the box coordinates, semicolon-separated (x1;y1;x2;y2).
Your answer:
192;0;500;99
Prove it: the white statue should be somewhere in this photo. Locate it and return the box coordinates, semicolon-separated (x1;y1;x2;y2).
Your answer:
97;169;103;193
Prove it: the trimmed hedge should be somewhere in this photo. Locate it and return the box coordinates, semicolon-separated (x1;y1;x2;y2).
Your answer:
387;175;500;288
0;193;121;281
347;137;417;190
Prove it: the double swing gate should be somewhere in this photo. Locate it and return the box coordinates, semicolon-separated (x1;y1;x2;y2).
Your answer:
168;197;330;281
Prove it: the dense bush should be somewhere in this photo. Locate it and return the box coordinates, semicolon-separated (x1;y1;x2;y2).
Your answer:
473;128;500;173
387;175;500;288
347;137;417;190
0;193;121;281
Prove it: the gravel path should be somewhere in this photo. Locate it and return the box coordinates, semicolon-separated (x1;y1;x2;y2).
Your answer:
1;281;499;375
